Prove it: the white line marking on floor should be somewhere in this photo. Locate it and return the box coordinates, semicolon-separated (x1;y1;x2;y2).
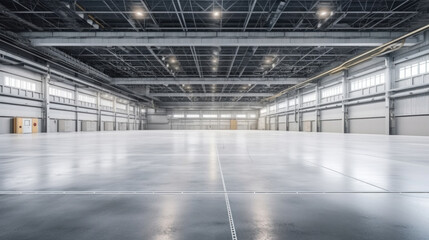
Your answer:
215;143;238;240
0;191;428;195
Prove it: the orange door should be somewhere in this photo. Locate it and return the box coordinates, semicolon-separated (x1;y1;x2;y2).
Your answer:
14;118;23;134
230;120;237;130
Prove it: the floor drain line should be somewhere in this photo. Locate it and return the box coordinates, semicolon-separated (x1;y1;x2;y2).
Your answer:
216;143;238;240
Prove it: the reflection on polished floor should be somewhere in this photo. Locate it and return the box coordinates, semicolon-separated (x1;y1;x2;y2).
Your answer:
1;130;429;240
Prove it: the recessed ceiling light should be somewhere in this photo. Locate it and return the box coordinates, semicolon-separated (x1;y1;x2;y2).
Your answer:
212;58;218;63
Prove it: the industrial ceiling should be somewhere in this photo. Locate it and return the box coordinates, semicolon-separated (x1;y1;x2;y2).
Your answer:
0;0;428;106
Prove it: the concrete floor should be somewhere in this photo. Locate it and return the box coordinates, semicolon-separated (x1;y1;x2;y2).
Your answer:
1;130;429;240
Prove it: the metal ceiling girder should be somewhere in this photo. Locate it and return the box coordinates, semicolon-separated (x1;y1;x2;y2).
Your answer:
158;102;264;108
21;32;419;47
150;92;273;97
112;77;305;85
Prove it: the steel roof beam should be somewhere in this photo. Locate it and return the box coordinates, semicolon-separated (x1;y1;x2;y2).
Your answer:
150;93;273;97
21;32;419;47
113;77;304;85
11;11;419;14
158;102;264;108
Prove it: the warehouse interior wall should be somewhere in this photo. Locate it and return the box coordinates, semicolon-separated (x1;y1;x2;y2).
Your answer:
2;33;429;136
258;31;429;136
0;64;144;134
146;109;258;130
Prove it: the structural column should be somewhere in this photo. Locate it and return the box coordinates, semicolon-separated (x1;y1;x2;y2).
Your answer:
97;92;101;131
113;96;117;131
42;70;50;133
384;56;395;135
127;103;130;130
341;70;349;133
274;99;278;130
74;87;79;132
315;82;321;132
296;91;301;131
285;95;289;131
133;104;137;130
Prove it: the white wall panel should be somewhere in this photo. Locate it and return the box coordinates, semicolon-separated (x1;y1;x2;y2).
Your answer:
257;117;265;130
396;116;429;136
50;109;76;120
58;120;76;132
81;121;97;131
395;94;429;116
303;121;313;132
78;112;97;121
0;102;42;118
289;122;299;131
321;120;342;133
104;122;114;131
302;112;316;121
348;102;385;119
320;108;342;120
349;118;385;134
0;118;13;134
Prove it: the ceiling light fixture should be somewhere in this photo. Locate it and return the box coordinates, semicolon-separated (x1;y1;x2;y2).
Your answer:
319;10;328;17
317;8;333;19
213;10;221;18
